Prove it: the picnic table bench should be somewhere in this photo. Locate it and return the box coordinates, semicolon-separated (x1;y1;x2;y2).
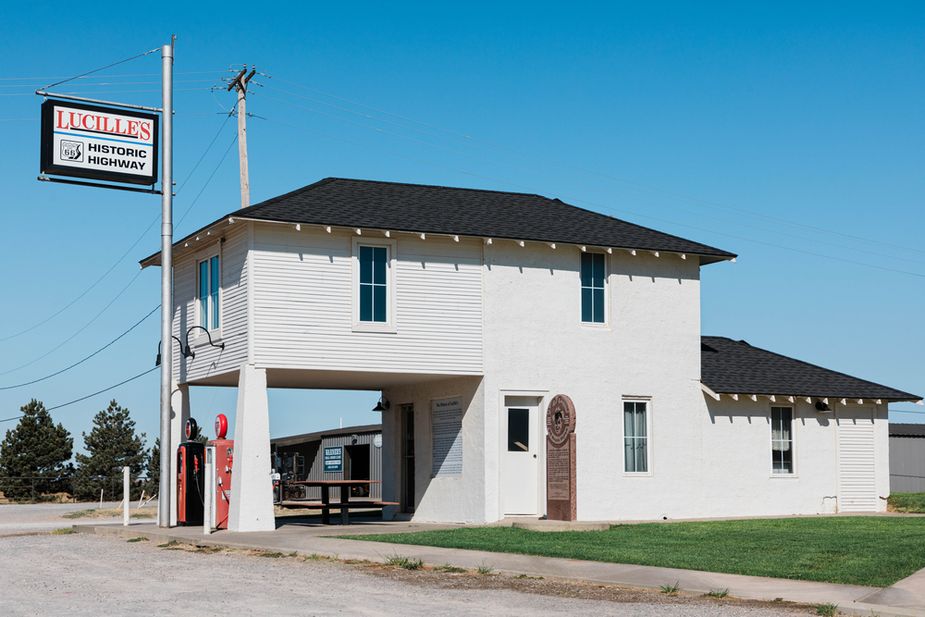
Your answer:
283;479;398;524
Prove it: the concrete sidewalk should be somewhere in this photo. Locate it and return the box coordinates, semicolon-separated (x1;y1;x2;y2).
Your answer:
75;519;925;617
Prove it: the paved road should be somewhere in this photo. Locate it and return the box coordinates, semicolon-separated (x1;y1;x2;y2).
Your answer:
0;501;153;534
0;533;807;617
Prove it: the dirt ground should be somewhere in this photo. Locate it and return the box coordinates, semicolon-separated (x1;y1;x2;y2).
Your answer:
0;532;815;616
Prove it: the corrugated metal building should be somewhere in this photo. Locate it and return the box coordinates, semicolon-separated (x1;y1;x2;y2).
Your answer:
272;424;382;501
890;423;925;493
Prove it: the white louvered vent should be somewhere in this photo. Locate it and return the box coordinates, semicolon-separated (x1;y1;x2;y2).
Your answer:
837;416;877;512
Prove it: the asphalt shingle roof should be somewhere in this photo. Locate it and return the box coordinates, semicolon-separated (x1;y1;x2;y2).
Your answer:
701;336;920;402
889;423;925;437
231;177;735;262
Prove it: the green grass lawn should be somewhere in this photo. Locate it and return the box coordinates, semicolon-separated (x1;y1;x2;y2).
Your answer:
888;493;925;513
348;517;925;587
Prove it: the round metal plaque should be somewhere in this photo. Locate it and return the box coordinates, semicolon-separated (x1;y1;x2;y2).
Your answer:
546;394;576;447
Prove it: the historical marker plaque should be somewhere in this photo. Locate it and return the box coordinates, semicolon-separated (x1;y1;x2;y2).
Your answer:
546;394;576;520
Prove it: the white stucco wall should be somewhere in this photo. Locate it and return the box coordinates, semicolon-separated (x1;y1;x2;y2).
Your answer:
166;220;891;524
381;376;486;523
480;244;705;522
687;399;889;519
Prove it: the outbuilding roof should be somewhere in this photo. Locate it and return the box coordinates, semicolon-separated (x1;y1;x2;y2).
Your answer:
270;423;381;448
889;423;925;438
141;177;736;266
701;336;921;402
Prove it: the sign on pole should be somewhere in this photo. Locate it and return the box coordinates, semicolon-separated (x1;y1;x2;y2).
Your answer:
40;99;159;186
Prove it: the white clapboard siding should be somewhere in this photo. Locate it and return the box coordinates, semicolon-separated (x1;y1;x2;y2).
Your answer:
172;224;249;383
837;415;877;512
252;226;483;375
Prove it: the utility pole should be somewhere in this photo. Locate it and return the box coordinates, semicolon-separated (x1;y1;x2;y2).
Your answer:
158;36;175;528
227;67;255;209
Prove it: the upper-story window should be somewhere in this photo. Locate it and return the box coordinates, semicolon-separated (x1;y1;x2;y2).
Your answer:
580;251;606;323
198;255;220;331
771;406;794;474
359;245;388;323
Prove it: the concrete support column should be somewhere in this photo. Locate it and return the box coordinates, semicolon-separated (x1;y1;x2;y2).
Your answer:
168;380;190;527
228;364;275;532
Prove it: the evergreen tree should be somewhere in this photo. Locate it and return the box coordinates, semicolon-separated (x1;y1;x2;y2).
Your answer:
0;400;73;501
144;437;160;496
73;400;147;501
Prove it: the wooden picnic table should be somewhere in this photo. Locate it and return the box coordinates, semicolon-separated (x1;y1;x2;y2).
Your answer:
285;479;387;524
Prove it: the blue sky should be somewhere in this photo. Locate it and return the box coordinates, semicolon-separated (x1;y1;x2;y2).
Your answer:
1;2;922;453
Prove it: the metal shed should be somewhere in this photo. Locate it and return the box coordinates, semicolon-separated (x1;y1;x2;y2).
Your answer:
272;423;382;501
889;423;925;493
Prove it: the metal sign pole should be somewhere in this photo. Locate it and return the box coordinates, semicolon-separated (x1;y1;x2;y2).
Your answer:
157;37;174;528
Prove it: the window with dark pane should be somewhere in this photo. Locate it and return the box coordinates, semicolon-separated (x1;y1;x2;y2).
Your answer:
580;252;605;323
507;408;530;452
623;401;648;472
359;245;388;322
771;406;794;474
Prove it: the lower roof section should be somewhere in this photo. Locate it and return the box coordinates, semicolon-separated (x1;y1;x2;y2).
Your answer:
702;336;921;402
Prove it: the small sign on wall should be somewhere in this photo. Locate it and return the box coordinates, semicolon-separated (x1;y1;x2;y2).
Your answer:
323;446;343;472
432;397;463;477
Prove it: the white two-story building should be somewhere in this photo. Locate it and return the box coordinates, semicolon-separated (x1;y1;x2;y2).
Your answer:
142;177;920;530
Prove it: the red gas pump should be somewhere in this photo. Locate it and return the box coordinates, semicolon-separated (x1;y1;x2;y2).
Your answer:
208;413;234;529
177;418;205;526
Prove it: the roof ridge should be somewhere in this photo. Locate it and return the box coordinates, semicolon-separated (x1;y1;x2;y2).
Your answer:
322;176;547;199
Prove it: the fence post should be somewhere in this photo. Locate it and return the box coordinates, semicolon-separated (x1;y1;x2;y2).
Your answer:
122;467;130;526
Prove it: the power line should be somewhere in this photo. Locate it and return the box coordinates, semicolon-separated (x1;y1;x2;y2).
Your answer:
0;70;223;82
265;76;925;260
261;87;925;279
1;79;215;89
177;132;238;228
566;195;925;280
0;221;153;343
0;364;159;424
45;366;157;412
0;270;144;376
0;306;158;391
0;113;234;343
42;47;160;90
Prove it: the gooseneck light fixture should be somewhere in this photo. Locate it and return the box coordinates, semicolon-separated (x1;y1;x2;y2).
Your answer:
183;325;225;360
372;397;390;412
155;336;189;367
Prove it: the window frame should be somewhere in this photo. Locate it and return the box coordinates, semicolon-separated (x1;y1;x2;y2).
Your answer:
622;398;652;476
770;405;797;477
195;251;222;336
352;237;396;333
579;250;608;326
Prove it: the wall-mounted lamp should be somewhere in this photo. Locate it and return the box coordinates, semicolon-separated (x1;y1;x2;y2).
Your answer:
184;325;225;360
372;397;390;412
155;336;191;366
814;400;831;412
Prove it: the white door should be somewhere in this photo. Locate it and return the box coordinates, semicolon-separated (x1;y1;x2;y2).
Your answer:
837;410;877;512
502;402;539;515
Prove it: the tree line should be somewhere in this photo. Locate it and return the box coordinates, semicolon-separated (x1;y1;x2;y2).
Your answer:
0;399;161;502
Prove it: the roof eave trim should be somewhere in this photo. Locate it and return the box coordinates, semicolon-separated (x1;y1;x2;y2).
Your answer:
140;215;735;267
703;386;923;404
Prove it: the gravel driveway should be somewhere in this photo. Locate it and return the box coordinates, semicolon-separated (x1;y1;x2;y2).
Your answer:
0;533;808;616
